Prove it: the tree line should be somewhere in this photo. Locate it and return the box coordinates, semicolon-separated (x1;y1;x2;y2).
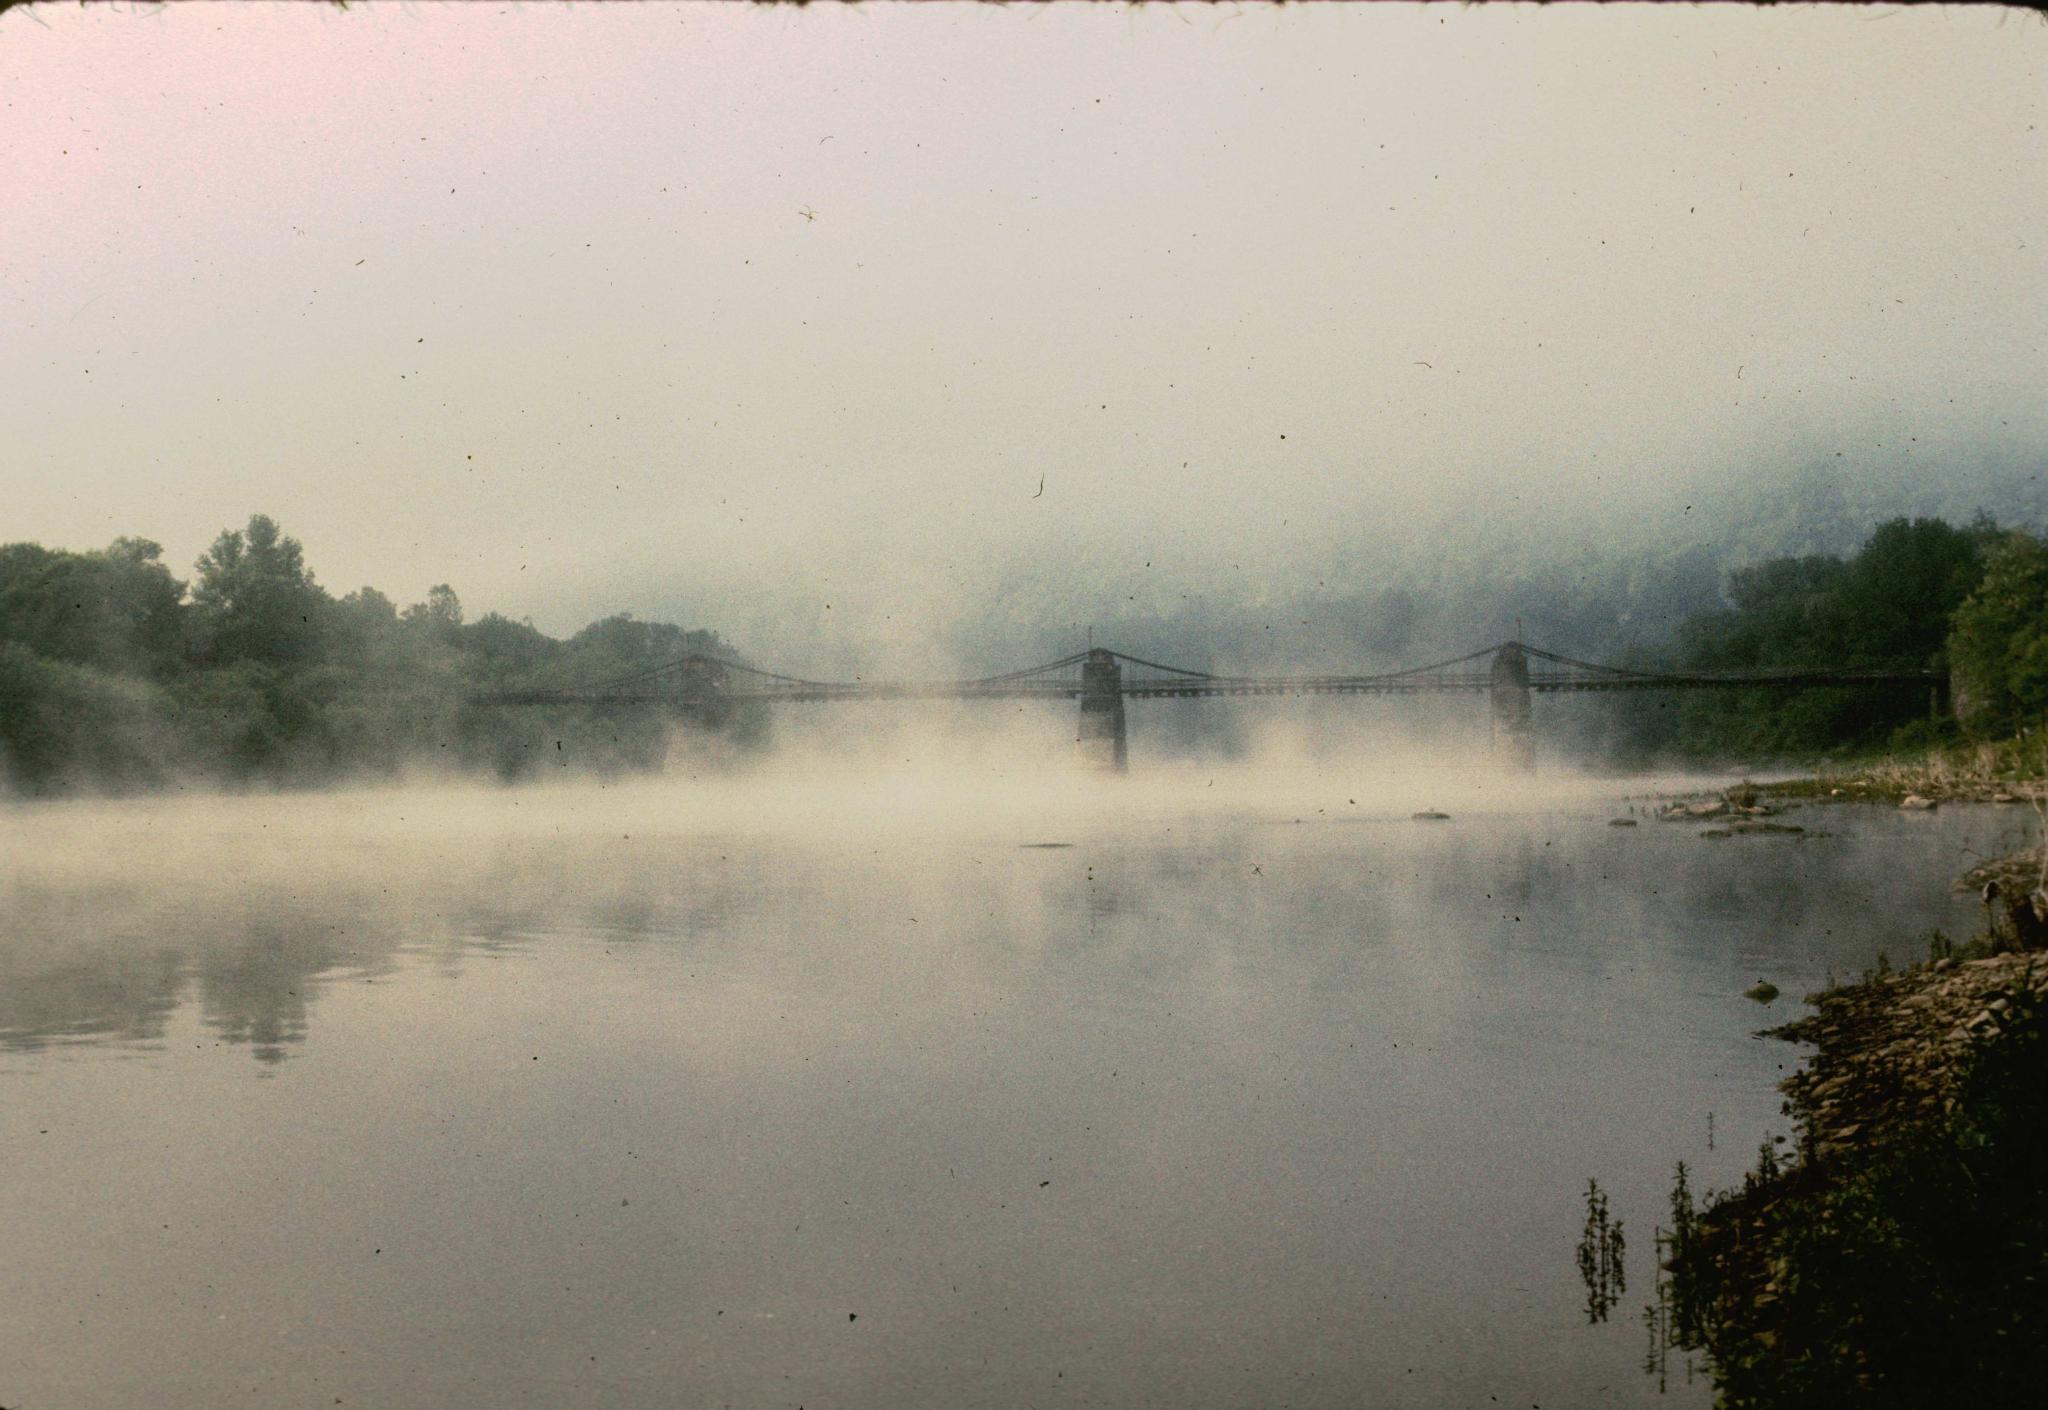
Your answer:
1627;515;2048;761
0;514;765;794
6;510;2048;793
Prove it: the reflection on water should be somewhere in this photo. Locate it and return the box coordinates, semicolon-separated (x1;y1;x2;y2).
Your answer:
1577;1179;1626;1324
1641;1162;1710;1395
0;778;2022;1409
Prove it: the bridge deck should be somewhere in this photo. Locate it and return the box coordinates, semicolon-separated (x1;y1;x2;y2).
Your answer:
467;667;1942;708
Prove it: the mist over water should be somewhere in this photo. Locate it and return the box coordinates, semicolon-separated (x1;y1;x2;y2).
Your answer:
5;2;2045;1403
3;755;2025;1409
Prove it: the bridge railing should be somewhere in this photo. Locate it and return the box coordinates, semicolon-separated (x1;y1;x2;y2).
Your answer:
459;644;1947;707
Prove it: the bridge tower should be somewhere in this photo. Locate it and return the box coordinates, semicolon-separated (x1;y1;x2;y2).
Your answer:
673;656;731;729
1490;642;1535;772
1077;648;1128;772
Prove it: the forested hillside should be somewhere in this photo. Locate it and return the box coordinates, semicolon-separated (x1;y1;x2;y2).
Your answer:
0;515;763;795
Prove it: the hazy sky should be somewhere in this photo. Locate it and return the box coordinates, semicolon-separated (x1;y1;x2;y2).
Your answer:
4;2;2043;667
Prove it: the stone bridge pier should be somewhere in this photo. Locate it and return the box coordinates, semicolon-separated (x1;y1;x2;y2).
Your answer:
1077;648;1128;772
673;656;732;729
1490;642;1535;772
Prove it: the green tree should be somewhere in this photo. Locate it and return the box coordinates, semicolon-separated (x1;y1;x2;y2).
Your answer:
3;518;762;790
1949;529;2048;733
190;515;330;666
1831;516;1987;669
0;537;186;674
0;642;178;792
402;583;463;632
1667;518;1987;760
96;537;188;670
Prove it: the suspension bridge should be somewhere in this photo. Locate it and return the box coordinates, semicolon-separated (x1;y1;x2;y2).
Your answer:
465;642;1946;771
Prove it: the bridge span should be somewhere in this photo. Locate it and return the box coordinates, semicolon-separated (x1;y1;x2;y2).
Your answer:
465;641;1945;772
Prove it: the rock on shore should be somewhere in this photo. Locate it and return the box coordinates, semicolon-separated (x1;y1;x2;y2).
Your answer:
1770;950;2048;1159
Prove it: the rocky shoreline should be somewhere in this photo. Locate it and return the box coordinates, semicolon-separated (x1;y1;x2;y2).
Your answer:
1763;770;2045;809
1769;949;2048;1163
1655;787;2048;1407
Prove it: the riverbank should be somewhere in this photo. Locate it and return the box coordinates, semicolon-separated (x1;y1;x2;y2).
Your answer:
1751;733;2048;807
1659;866;2048;1407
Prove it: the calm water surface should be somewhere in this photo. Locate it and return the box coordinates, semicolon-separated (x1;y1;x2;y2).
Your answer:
0;770;2022;1409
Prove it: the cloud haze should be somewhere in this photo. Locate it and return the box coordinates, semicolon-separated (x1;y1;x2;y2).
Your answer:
4;2;2043;672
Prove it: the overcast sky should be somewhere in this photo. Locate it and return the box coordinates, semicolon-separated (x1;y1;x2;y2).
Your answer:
3;2;2043;668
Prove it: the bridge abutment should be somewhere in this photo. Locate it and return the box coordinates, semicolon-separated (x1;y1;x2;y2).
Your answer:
1490;643;1535;772
1078;649;1128;772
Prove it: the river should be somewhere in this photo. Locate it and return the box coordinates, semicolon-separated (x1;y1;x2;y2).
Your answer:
0;767;2027;1408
